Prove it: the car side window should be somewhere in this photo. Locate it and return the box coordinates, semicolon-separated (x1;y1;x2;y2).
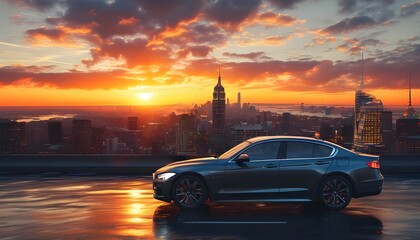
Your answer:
286;141;333;159
242;142;282;161
286;141;313;159
313;144;333;157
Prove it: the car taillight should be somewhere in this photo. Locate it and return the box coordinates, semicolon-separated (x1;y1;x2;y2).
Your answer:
367;160;380;169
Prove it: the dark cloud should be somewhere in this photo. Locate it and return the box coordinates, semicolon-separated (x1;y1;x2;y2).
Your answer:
26;0;204;41
83;37;173;68
25;27;68;43
6;0;61;11
222;52;267;60
337;38;383;55
338;0;357;14
204;0;261;27
338;0;395;14
163;23;231;55
400;1;420;17
177;45;213;58
267;0;306;10
184;44;420;92
321;16;377;35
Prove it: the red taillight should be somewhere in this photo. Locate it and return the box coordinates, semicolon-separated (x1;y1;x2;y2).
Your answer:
367;160;380;169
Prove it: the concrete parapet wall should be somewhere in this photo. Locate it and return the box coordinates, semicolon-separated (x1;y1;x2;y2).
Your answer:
0;154;190;175
0;154;419;175
379;155;420;174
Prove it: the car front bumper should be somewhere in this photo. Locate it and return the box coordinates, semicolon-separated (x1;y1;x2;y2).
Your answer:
152;176;174;203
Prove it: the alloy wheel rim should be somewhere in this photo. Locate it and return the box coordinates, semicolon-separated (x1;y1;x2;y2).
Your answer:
322;178;350;208
175;178;203;207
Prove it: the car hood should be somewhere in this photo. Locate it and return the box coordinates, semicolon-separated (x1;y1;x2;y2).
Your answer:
155;157;218;173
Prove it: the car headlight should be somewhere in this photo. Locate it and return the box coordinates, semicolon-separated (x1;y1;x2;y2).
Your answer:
155;172;176;181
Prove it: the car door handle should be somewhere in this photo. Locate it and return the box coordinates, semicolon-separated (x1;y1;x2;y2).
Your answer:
315;161;330;165
264;164;278;168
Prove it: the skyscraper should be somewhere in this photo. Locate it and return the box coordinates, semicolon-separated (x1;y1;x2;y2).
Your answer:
396;73;420;154
127;117;139;130
0;119;26;154
72;119;92;154
353;54;390;154
48;121;62;145
237;92;241;109
175;114;197;155
212;70;226;134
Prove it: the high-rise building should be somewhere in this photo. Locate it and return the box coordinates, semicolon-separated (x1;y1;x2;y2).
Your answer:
0;119;26;154
353;54;390;154
72;119;92;154
127;117;138;130
237;92;241;109
25;121;48;153
353;99;387;154
175;114;197;155
212;70;226;134
48;121;62;145
234;123;267;145
396;73;420;154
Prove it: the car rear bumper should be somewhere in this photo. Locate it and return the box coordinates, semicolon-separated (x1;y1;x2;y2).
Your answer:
354;176;383;198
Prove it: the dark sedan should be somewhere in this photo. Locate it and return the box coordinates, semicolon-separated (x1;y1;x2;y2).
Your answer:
153;136;383;211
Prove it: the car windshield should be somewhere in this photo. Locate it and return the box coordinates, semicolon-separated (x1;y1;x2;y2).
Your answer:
218;141;251;159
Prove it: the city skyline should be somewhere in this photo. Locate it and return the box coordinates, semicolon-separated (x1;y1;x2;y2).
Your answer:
0;0;419;106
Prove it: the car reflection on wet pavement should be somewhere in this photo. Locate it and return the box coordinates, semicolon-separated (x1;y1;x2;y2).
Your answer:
153;203;383;240
0;174;419;239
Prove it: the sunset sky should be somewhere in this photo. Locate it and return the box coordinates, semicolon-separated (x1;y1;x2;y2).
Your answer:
0;0;419;107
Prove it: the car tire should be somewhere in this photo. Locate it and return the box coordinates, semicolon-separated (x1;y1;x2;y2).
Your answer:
172;175;207;210
318;175;352;211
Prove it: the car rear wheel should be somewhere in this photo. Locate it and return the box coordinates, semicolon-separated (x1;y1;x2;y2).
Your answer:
172;175;207;210
319;175;352;211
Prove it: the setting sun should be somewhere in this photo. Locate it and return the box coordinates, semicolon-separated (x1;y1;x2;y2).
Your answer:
137;92;153;101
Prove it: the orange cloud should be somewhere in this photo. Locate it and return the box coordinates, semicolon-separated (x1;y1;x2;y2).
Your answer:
252;11;304;27
118;17;138;25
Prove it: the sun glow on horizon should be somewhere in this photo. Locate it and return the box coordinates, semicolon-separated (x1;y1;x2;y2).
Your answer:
137;92;153;102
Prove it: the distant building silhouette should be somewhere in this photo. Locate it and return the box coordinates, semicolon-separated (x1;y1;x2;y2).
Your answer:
176;114;197;155
237;92;241;109
212;70;226;134
127;117;138;130
92;126;106;153
234;123;267;145
396;73;420;154
26;121;48;153
72;119;92;154
0;119;26;154
105;137;119;154
48;121;62;145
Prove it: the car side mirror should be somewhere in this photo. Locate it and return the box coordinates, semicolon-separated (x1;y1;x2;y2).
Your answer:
236;154;250;163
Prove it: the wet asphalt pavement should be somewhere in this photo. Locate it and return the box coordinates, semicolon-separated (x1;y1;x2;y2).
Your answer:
0;174;419;240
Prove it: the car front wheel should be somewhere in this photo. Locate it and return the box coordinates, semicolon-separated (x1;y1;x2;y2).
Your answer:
172;175;207;210
319;175;352;211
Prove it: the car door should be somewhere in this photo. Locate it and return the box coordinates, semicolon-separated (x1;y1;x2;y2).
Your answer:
222;141;282;200
279;141;334;200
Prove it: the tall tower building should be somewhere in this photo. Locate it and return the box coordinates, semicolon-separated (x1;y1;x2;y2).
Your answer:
237;92;241;109
212;70;226;134
396;73;420;154
353;53;390;154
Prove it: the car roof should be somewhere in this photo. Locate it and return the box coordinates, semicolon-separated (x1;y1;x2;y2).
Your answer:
246;136;356;154
246;136;322;143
